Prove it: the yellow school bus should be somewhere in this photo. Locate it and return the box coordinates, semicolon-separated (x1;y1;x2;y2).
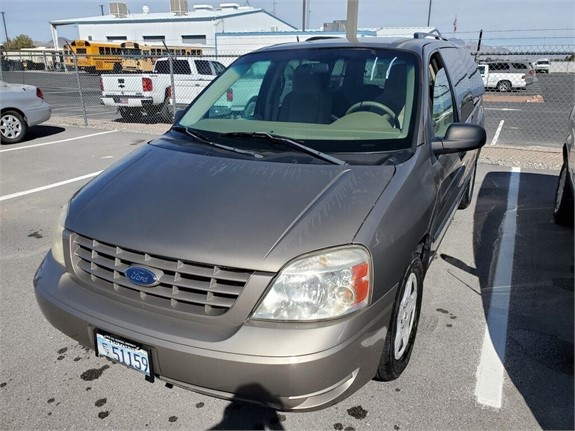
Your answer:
120;43;203;73
64;40;135;73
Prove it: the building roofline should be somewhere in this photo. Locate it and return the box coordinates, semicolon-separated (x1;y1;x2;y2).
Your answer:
50;8;295;29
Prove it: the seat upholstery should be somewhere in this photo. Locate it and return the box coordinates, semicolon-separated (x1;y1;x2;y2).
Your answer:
279;63;332;124
378;64;407;117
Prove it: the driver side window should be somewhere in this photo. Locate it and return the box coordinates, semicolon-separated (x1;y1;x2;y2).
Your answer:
431;67;455;139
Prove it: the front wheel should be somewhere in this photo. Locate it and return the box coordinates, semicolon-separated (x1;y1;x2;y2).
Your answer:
375;253;424;381
1;110;27;144
553;161;574;226
459;161;477;209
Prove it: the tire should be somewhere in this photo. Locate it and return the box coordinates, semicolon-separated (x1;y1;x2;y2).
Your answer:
86;66;97;74
0;110;27;144
158;99;174;123
375;252;424;381
497;80;511;92
458;161;477;209
118;107;142;122
112;63;123;74
553;161;574;226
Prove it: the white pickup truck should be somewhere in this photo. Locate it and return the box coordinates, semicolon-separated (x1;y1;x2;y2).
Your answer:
477;61;537;92
100;57;226;121
170;61;266;118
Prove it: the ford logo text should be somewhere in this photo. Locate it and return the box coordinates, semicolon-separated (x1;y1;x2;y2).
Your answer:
125;266;163;287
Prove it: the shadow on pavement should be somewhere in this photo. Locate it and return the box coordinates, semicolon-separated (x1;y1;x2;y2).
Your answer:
209;384;286;430
444;170;573;429
24;125;66;142
477;171;573;429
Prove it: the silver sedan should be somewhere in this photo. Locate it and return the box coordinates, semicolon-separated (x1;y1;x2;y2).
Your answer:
0;81;51;144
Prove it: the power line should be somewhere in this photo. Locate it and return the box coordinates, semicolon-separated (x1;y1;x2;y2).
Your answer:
445;28;574;35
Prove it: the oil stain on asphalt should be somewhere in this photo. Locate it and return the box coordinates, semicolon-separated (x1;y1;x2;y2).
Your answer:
347;405;367;419
28;230;43;239
81;365;110;381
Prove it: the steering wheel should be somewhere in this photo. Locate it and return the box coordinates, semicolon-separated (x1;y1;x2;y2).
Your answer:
345;101;399;128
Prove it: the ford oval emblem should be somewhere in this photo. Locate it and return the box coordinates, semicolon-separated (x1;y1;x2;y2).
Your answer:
125;266;163;287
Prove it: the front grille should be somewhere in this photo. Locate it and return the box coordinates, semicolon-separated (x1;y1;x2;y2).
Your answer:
71;233;252;316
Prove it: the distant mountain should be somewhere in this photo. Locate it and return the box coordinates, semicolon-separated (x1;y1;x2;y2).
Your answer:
33;37;70;48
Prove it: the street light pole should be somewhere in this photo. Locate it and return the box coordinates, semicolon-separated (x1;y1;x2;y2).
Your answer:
302;0;307;31
1;11;9;43
426;0;432;26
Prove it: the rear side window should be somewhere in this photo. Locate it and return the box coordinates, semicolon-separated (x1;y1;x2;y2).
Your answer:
155;60;191;74
439;47;483;121
363;57;387;86
512;63;527;70
490;62;510;71
194;60;213;75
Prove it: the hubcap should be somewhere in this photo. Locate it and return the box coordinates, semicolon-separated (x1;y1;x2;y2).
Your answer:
1;114;23;140
394;272;418;359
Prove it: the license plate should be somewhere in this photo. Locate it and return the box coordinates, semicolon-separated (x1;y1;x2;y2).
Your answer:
96;332;152;378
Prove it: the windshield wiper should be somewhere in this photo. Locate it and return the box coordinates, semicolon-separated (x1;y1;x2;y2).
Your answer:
172;125;264;159
221;132;348;166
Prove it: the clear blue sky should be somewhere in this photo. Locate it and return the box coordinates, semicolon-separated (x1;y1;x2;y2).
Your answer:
1;0;574;45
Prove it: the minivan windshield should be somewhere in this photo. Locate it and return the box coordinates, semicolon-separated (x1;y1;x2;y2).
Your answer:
176;47;419;162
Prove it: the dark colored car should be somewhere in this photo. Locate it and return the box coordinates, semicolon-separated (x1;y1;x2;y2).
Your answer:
554;106;575;225
34;33;486;411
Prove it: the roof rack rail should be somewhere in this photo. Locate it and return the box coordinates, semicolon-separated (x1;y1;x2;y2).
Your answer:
413;29;447;41
305;36;342;42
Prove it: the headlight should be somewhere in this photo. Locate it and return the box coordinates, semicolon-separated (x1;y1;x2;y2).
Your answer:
51;202;69;266
252;246;371;321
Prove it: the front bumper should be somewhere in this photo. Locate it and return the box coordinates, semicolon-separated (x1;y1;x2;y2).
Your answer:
34;252;394;411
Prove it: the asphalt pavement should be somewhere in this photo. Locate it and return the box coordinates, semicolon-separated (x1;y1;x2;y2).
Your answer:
0;126;572;430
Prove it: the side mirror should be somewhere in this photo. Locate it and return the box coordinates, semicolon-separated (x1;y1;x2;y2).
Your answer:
432;123;486;155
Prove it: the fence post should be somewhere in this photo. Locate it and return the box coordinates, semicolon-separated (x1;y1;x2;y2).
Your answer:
67;44;88;127
162;40;176;122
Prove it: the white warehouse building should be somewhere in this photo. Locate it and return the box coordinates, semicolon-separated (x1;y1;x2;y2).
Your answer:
49;1;296;51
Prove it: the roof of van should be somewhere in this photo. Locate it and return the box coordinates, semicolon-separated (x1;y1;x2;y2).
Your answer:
253;36;459;55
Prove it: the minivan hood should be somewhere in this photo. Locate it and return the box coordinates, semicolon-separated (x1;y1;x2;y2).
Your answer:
67;143;395;272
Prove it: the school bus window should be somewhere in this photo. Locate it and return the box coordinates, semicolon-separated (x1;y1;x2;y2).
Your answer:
77;48;86;54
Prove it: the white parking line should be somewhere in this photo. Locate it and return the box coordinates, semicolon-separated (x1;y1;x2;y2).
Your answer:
485;108;523;112
490;120;505;146
0;172;102;202
475;167;521;409
0;130;117;153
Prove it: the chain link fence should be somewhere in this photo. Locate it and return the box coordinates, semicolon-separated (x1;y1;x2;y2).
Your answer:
1;44;574;146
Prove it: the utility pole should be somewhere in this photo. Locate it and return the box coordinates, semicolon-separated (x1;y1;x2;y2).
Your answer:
302;0;307;31
426;0;432;26
1;11;9;43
